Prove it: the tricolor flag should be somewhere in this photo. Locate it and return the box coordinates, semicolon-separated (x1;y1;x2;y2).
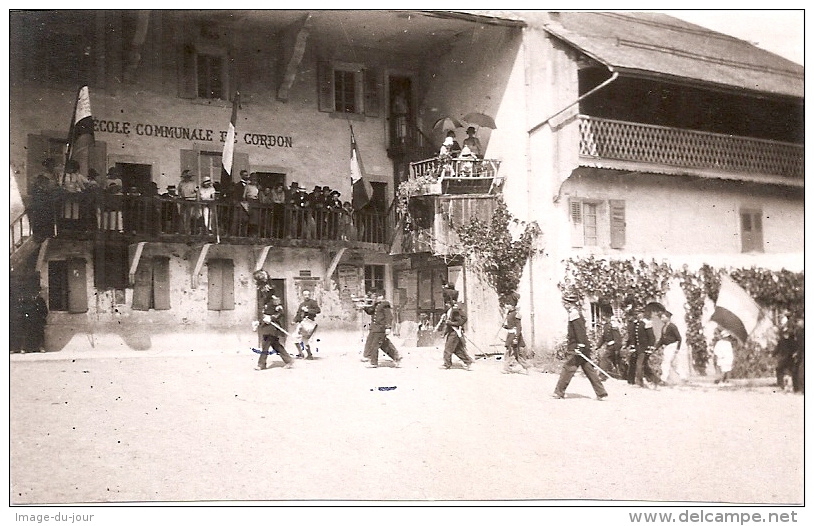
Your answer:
221;91;240;185
350;126;373;210
67;85;95;176
710;274;769;343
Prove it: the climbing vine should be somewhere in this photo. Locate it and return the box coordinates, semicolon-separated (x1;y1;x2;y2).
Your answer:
454;198;541;307
561;256;804;377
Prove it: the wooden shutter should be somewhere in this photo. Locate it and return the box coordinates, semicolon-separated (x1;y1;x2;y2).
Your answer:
232;152;250;181
364;67;381;117
180;149;198;179
207;259;222;310
67;258;88;313
609;200;626;249
26;134;51;194
132;256;153;311
89;141;107;180
48;260;69;311
178;43;197;99
152;256;171;310
569;198;584;248
221;259;235;310
317;60;334;113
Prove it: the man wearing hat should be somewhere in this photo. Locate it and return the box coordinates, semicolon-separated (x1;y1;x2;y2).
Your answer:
438;287;473;371
253;270;293;371
625;304;660;387
656;310;683;384
462;126;483;158
552;290;608;400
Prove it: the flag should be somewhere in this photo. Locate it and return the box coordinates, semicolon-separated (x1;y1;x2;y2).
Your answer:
221;91;240;185
350;127;373;210
67;85;95;176
710;274;767;343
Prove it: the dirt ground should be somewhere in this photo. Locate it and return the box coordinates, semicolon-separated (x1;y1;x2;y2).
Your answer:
9;343;805;505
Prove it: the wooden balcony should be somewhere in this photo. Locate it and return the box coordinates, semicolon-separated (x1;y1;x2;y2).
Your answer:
29;193;391;249
408;157;503;196
578;115;804;184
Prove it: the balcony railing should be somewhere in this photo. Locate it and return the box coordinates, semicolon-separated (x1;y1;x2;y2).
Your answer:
408;157;503;195
9;210;31;257
33;192;390;246
578;115;804;179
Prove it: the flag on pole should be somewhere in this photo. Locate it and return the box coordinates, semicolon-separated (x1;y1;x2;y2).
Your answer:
710;274;768;343
66;85;95;177
221;91;240;185
350;126;373;210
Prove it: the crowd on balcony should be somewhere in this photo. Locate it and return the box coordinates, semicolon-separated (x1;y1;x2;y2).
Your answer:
27;158;385;244
436;128;491;178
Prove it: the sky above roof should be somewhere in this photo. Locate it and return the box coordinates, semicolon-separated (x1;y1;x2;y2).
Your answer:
665;10;803;65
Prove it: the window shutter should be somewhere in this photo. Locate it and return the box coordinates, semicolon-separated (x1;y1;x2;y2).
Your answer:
232;152;250;181
207;259;222;311
26;134;51;194
89;141;107;181
317;61;334;113
152;256;171;310
222;259;235;310
364;68;381;117
132;257;153;311
180;149;198;179
67;258;88;313
569;199;584;248
178;43;197;99
609;200;626;249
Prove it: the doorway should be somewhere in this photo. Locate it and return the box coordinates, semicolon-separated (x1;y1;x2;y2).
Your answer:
115;162;153;194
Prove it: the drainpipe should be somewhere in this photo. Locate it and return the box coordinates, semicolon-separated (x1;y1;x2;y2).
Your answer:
527;70;619;136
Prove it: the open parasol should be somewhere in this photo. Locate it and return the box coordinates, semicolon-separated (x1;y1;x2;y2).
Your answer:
432;116;464;132
463;112;497;129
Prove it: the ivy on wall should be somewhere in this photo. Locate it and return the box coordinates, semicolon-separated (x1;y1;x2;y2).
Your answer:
561;257;804;377
454;198;540;307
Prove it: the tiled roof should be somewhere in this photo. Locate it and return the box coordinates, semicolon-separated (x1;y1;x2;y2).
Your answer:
535;11;803;98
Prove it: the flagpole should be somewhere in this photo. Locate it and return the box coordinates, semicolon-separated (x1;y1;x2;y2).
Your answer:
63;86;81;186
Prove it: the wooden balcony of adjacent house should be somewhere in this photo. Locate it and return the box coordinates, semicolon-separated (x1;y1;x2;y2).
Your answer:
577;115;804;186
19;193;393;251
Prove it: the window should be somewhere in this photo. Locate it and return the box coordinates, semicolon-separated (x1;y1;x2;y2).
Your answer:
179;150;249;187
132;256;171;311
179;44;230;100
197;53;224;99
48;258;88;313
16;11;95;87
207;259;235;311
318;61;380;117
94;241;128;290
569;198;626;249
740;209;764;253
583;203;598;246
364;265;385;294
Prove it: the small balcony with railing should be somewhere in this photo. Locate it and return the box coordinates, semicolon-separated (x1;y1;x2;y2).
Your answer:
577;115;804;184
393;155;504;256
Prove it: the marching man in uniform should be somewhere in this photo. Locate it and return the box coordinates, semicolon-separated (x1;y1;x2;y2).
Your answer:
292;289;321;359
253;270;293;371
552;290;608;400
362;290;402;368
438;289;473;371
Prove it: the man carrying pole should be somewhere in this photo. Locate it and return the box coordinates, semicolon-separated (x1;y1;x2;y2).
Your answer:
552;290;608;400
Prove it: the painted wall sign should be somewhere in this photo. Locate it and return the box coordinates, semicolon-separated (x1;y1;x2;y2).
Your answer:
92;119;292;148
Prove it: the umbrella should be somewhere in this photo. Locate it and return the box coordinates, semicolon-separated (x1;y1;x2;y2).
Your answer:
432;116;463;132
463;112;497;129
